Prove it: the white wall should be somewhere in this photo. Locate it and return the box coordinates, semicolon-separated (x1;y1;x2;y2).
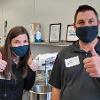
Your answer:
0;1;4;36
0;0;35;35
33;0;93;41
0;0;100;40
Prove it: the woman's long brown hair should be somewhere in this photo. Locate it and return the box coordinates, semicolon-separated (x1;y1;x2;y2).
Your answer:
2;26;31;79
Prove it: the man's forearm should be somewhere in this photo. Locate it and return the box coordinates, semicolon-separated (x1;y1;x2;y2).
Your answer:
51;87;61;100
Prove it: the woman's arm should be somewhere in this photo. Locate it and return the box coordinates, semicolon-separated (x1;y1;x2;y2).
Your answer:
24;68;36;91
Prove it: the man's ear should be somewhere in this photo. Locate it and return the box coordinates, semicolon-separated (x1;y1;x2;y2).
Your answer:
98;19;100;26
98;20;100;35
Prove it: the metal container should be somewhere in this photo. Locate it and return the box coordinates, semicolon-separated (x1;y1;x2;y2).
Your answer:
29;84;51;100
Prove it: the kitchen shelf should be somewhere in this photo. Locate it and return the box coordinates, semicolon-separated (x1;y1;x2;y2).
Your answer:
31;42;72;47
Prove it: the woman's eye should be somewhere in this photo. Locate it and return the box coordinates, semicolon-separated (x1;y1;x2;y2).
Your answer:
15;41;19;44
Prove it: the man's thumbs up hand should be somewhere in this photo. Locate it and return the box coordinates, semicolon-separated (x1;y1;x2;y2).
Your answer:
83;47;100;77
0;52;7;72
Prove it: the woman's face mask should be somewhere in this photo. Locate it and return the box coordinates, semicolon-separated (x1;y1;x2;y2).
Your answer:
76;26;98;43
11;45;29;57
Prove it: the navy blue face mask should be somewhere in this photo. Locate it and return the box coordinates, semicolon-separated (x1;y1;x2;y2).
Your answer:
11;45;29;57
76;26;98;43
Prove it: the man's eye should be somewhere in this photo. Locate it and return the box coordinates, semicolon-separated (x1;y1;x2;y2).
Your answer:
78;22;85;25
89;20;94;24
24;40;28;43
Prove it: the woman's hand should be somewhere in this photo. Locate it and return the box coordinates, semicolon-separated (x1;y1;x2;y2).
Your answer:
0;52;7;72
27;54;38;71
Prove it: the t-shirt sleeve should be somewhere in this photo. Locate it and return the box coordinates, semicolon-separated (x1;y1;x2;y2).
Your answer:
49;53;62;89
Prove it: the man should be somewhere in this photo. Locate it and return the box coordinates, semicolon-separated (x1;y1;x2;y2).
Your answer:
49;5;100;100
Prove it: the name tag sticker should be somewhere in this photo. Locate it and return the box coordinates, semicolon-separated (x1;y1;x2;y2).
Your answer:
65;56;80;67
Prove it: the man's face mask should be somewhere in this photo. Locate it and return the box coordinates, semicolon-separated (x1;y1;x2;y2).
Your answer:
76;26;98;43
11;45;29;57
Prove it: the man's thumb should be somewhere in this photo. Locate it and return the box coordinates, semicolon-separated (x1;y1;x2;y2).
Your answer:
91;47;98;56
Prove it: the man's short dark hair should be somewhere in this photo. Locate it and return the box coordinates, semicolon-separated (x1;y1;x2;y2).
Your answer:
74;5;98;23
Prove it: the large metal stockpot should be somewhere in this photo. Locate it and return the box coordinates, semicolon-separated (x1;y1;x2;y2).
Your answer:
29;84;51;100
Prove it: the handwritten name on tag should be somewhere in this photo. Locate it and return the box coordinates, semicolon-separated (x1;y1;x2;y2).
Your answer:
65;56;80;67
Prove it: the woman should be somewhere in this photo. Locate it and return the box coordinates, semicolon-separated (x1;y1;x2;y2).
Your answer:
0;26;37;100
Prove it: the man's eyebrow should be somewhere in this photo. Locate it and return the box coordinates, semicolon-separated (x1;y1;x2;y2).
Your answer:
77;19;84;23
89;18;96;20
78;19;84;21
77;18;95;22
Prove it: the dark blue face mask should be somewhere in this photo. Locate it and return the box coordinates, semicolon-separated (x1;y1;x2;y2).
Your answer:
11;45;29;57
76;26;98;43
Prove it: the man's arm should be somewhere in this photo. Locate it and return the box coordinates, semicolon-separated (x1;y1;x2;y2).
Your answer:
51;87;61;100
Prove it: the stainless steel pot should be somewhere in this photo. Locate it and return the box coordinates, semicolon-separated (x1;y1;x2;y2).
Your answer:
29;84;51;100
